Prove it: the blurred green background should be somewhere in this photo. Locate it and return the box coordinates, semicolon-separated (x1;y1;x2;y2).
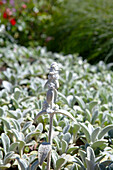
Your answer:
0;0;113;63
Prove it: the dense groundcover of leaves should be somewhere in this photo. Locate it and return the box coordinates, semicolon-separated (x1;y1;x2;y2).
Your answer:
0;44;113;169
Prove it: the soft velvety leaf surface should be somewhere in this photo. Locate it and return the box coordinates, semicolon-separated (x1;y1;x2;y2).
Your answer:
1;133;10;155
79;123;90;143
98;125;113;140
55;157;66;170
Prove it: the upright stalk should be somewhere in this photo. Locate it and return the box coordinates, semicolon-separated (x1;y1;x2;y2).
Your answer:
46;62;59;170
47;114;54;170
35;62;77;169
36;62;60;169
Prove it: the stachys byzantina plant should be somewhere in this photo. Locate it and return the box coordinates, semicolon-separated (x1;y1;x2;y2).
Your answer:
34;62;77;170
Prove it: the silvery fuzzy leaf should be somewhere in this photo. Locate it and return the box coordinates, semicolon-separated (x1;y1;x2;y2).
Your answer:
66;70;73;82
85;109;91;122
67;95;75;107
99;89;108;104
25;132;40;142
1;133;10;155
53;114;58;126
53;136;60;149
0;150;3;159
35;110;46;121
55;157;66;170
88;101;98;112
91;109;99;125
0;107;4;117
14;89;21;100
91;139;107;149
25;140;37;146
91;127;100;142
7;110;18;119
29;125;35;132
58;120;66;128
10;118;21;132
2;81;13;93
72;123;80;142
59;132;64;141
73;105;84;113
28;154;37;164
70;163;78;170
55;126;62;132
23;109;32;117
62;139;68;153
67;146;79;154
18;141;26;156
9;142;19;152
79;150;87;167
87;123;94;135
38;142;51;165
7;109;22;119
11;98;20;109
22;121;32;133
63;132;71;144
63;124;70;134
95;155;105;163
30;160;39;170
74;156;85;169
98;124;113;140
11;129;22;141
16;157;28;170
85;158;95;170
75;96;86;110
63;154;75;163
0;117;11;130
54;109;77;122
52;150;59;169
87;147;95;162
58;92;68;105
36;123;43;132
79;123;90;143
4;151;14;164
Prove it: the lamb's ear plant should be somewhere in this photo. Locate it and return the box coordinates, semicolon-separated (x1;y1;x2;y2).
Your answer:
79;122;113;149
74;146;113;170
35;62;76;170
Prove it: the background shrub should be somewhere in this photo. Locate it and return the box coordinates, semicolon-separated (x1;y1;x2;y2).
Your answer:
46;0;113;63
0;0;60;47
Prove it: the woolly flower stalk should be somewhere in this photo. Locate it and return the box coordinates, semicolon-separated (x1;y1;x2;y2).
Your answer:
35;62;76;170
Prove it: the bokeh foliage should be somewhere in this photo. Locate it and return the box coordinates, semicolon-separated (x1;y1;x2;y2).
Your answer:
0;0;60;47
46;0;113;63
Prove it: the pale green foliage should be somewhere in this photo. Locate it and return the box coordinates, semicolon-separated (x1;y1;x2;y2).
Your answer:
0;45;113;169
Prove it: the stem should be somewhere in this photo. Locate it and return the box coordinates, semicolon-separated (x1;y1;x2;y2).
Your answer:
47;114;54;170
